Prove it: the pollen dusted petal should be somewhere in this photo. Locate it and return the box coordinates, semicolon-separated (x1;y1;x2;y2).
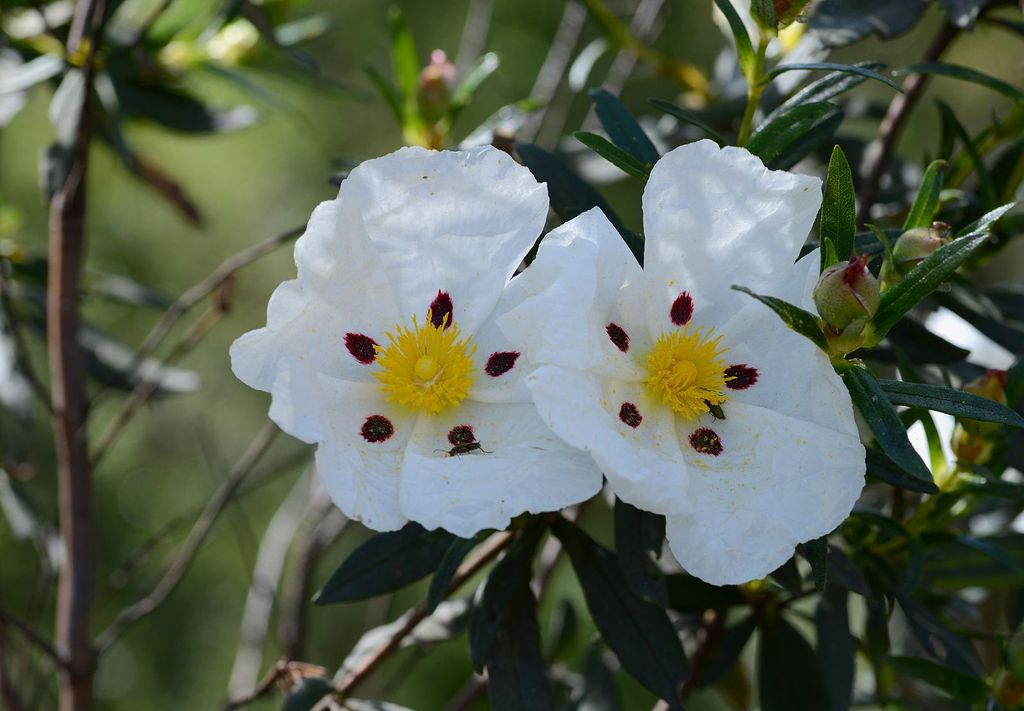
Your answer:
344;332;379;364
606;323;630;352
361;415;395;443
689;427;723;456
429;290;454;329
724;364;759;390
448;424;476;445
485;351;520;377
618;402;643;428
670;291;694;326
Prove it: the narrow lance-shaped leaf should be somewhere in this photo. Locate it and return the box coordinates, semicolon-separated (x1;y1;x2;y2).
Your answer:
767;62;902;92
770;109;844;170
758;615;831;711
887;657;987;702
815;585;855;711
614;499;667;605
820;145;856;271
898;62;1024;105
450;52;500;122
712;0;756;82
575;132;651;179
764;61;886;123
903;159;947;230
388;7;420;123
880;379;1024;427
589;88;660;167
865;447;938;494
648;98;726;145
732;286;828;351
797;537;828;592
427;533;485;613
748;101;837;166
485;576;552;711
935;99;997;209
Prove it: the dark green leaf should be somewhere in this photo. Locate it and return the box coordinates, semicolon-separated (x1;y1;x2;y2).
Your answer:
579;646;624;711
865;447;938;494
895;592;981;674
697;615;758;688
797;537;829;592
485;578;552;711
810;0;927;47
903;160;947;230
880;379;1024;427
115;83;257;133
712;0;755;81
827;547;870;596
767;62;901;92
282;677;333;711
958;474;1024;502
665;575;745;613
923;534;1024;588
870;316;970;365
820;145;856;271
934;100;997;209
899;62;1024;105
769;109;845;170
315;524;454;605
427;534;484;613
758;615;830;711
750;0;776;29
648;98;726;144
770;557;803;595
614;499;666;605
853;508;924;594
555;520;687;710
364;65;403;124
887;656;987;701
732;286;828;350
748;101;837;166
575;132;651;178
937;0;988;28
765;61;885;123
589;89;659;167
816;585;854;711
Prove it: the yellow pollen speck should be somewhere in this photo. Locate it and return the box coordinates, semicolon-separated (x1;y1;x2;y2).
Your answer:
373;315;476;414
645;326;731;420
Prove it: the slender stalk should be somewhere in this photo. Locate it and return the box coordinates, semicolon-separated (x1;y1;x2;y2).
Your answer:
736;35;770;146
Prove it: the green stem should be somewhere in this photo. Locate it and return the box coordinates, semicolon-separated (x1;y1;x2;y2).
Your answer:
737;35;770;146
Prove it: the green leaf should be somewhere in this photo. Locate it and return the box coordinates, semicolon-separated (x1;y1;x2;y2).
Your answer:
895;592;981;674
115;83;258;134
314;524;455;605
555;520;687;710
809;1;927;47
955;201;1016;239
880;379;1024;427
871;206;1011;336
958;474;1024;502
387;7;420;102
580;646;624;710
758;616;830;711
697;615;758;688
750;0;776;28
865;447;938;494
364;64;403;124
427;534;484;614
0;54;63;94
712;0;756;82
853;509;925;593
731;286;828;350
748;101;837;166
765;62;886;123
797;537;828;592
485;575;552;711
665;575;745;613
648;98;726;145
903;160;947;230
815;586;854;711
574;132;651;178
820;145;856;271
589;89;660;167
450;52;500;119
827;547;870;596
516;143;644;264
614;499;666;605
769;109;844;170
934;100;997;209
899;62;1024;105
282;677;334;711
767;62;902;92
887;656;987;702
838;364;934;486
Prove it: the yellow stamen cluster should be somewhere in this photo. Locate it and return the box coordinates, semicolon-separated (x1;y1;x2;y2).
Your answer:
646;327;730;420
373;315;476;414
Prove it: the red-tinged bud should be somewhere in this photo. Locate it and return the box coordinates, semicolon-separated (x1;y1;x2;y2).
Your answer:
813;255;880;354
960;369;1009;437
416;49;455;124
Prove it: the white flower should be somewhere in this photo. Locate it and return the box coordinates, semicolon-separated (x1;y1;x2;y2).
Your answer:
230;146;602;537
499;140;865;585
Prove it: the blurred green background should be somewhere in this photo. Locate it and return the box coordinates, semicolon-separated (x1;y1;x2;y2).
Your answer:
1;0;1022;708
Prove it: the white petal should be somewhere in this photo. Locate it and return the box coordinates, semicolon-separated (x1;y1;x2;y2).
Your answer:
467;284;533;404
641;140;822;336
313;378;414;532
400;402;602;538
525;366;689;515
341;146;548;335
498;208;647;382
665;402;864;585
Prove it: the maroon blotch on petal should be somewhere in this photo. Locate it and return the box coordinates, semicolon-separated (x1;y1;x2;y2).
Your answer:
448;425;476;445
606;323;630;352
485;351;520;377
689;427;723;456
724;364;759;390
344;332;379;364
361;415;395;443
429;290;454;329
619;402;643;428
670;291;694;326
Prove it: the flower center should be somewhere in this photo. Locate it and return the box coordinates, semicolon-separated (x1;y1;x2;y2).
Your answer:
645;326;730;420
373;315;476;414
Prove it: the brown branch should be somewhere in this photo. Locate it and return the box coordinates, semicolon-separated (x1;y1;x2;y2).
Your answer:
855;23;959;226
0;273;52;411
0;602;62;666
94;420;278;654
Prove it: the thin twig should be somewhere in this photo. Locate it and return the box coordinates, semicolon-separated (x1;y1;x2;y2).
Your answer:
94;421;279;654
0;273;52;411
222;659;289;711
855;23;959;225
0;603;62;665
454;0;495;75
601;0;666;95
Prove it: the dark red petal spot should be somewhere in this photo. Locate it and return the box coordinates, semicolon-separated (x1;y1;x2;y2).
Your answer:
429;290;454;329
619;402;643;428
724;364;759;390
670;291;694;326
485;351;520;377
689;427;723;456
606;323;630;352
344;332;378;364
360;415;394;443
448;425;476;446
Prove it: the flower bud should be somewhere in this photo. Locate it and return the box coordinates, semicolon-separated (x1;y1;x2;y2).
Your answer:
961;369;1008;437
813;254;880;348
416;49;455;124
882;222;949;287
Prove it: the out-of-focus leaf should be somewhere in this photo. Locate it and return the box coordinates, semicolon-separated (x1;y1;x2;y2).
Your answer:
364;65;404;124
315;523;454;604
935;100;997;209
732;286;828;350
697;614;758;689
575;132;650;178
748;101;836;166
765;62;884;123
274;14;333;46
903;160;947;230
958;474;1024;502
516;143;643;263
898;62;1024;105
49;68;85;146
769;109;844;170
827;547;870;596
427;533;484;613
895;592;981;675
770;557;803;595
665;574;745;613
869;316;970;365
569;39;610;92
767;62;901;92
589;89;659;167
937;0;989;28
758;615;830;711
555;520;687;710
345;701;415;711
451;52;500;116
853;509;925;593
810;0;928;47
485;576;552;711
79;325;200;395
281;676;333;711
797;537;828;592
712;0;755;81
816;585;854;711
865;447;938;494
992;140;1024;204
880;379;1024;426
546;599;578;660
0;53;63;94
935;286;1024;353
579;646;623;711
820;145;856;271
750;0;776;29
115;83;258;133
86;271;172;310
648;98;726;145
924;534;1024;588
387;7;419;102
887;656;987;701
614;499;666;605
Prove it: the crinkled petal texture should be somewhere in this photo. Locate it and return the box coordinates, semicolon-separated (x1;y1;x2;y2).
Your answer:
231;146;601;534
502;141;865;585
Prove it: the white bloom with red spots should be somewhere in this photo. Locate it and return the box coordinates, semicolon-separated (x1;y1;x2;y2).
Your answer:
230;146;602;537
499;141;865;585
